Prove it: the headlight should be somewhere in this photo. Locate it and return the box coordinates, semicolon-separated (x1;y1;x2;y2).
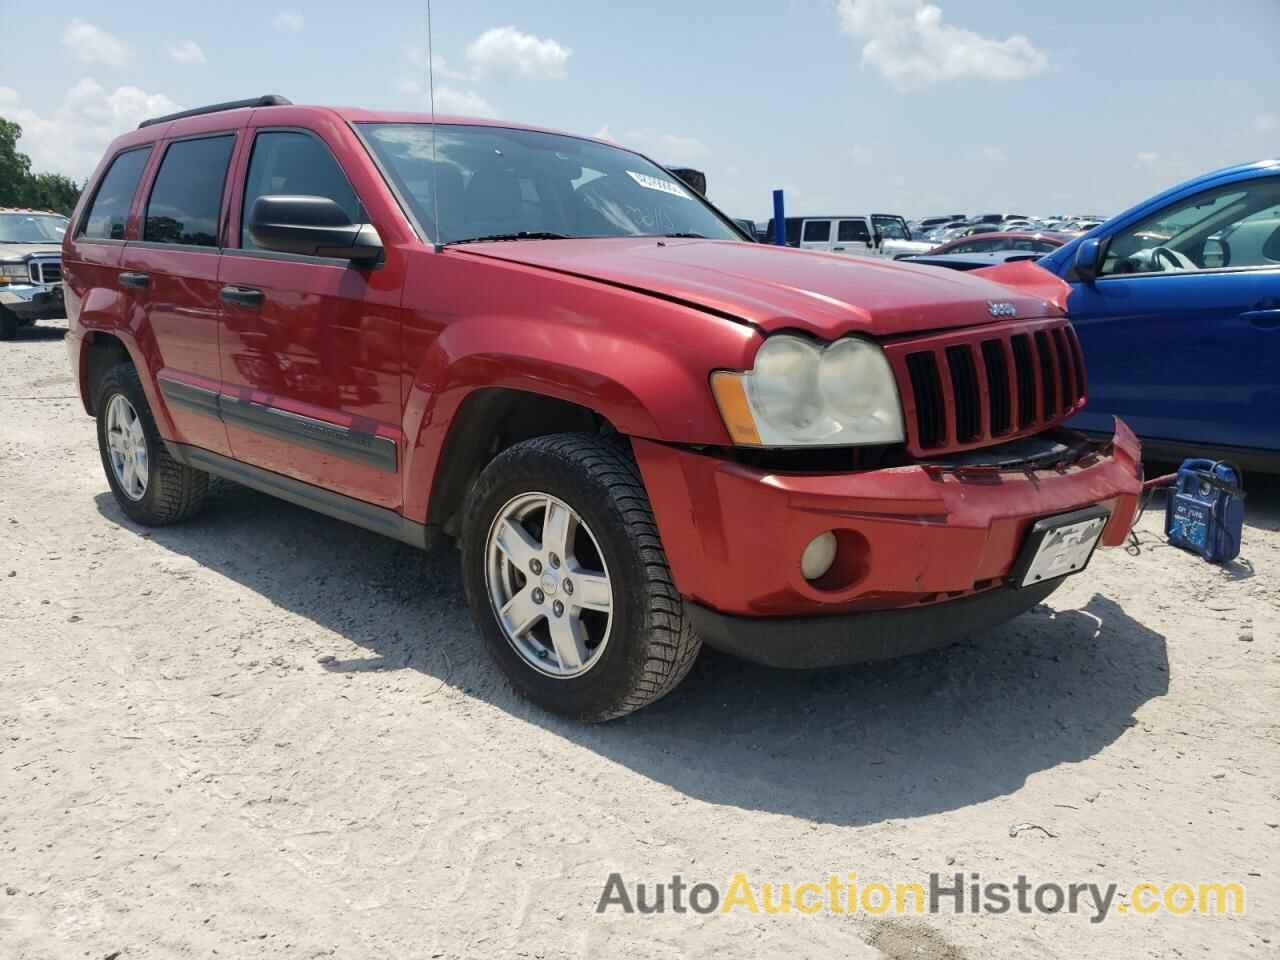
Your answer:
0;263;29;280
711;334;905;447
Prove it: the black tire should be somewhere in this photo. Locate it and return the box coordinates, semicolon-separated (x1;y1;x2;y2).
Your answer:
95;362;209;525
0;309;16;341
461;434;701;722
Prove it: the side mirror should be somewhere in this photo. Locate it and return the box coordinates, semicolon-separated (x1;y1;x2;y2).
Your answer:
1073;237;1102;283
248;195;383;265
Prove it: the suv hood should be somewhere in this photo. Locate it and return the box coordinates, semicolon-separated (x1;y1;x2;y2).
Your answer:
0;242;61;261
455;237;1064;338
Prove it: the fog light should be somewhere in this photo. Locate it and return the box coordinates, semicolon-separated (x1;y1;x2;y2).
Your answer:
801;531;838;581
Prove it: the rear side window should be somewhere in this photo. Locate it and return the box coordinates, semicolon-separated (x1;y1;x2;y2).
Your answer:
80;147;152;240
144;135;236;247
240;131;361;250
838;219;870;243
803;220;831;242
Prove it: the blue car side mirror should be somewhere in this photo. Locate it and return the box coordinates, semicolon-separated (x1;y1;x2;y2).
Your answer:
1074;238;1102;283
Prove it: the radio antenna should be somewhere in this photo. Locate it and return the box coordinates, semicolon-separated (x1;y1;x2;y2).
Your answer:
426;0;442;251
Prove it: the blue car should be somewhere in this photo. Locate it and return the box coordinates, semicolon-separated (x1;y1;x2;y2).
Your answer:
1037;160;1280;470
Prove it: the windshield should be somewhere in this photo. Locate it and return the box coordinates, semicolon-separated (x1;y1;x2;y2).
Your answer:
0;213;69;244
358;123;742;245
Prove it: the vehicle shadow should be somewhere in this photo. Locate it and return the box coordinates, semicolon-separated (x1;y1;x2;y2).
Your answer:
9;324;67;342
96;482;1171;826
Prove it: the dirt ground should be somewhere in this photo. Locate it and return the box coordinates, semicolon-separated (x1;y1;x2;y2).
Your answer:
2;319;1277;960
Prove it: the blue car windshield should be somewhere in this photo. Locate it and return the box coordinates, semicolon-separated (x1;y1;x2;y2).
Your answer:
358;122;741;245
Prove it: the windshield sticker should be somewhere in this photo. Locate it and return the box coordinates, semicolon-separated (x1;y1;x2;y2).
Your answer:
626;171;690;199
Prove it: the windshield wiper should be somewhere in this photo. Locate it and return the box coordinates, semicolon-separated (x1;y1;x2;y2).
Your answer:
445;231;571;246
656;232;706;239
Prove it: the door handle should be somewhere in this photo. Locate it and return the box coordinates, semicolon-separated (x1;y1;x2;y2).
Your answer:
118;272;150;288
832;246;846;252
1242;308;1280;329
220;285;264;308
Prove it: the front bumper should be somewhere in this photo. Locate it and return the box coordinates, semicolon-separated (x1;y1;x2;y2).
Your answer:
688;579;1062;668
0;282;65;320
632;419;1142;621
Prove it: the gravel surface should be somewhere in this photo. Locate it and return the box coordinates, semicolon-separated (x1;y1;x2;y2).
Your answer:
2;319;1277;959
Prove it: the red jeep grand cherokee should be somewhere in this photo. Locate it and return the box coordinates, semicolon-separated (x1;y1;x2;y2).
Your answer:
63;96;1142;720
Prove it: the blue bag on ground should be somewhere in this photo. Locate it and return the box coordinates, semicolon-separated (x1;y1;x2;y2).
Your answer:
1164;459;1245;564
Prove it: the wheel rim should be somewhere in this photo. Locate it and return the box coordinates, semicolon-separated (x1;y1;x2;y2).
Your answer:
484;492;614;678
105;394;149;502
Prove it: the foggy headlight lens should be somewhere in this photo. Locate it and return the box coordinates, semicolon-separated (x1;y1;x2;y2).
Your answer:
713;334;905;447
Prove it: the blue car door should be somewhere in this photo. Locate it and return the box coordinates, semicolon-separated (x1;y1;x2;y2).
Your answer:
1061;174;1280;453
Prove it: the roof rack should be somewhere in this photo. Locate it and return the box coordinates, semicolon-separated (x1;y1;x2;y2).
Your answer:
137;95;292;129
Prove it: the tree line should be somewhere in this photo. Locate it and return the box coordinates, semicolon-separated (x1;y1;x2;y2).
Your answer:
0;118;81;215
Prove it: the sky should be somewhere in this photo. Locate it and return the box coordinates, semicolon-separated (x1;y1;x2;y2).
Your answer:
1;0;1277;222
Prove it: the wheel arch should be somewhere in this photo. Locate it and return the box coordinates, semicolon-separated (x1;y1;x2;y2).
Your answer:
419;385;615;540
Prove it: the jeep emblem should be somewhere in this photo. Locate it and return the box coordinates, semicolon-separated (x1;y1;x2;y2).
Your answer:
987;301;1017;318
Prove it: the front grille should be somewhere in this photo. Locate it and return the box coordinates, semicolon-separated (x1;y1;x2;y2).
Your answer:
887;319;1086;455
29;260;61;284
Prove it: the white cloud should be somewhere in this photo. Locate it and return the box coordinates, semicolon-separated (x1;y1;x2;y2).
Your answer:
837;0;1048;92
1256;114;1278;134
1135;151;1160;166
465;26;571;80
167;40;207;65
4;79;179;181
395;48;497;118
981;144;1009;165
432;86;498;118
61;19;130;69
271;11;305;32
847;145;874;165
603;127;711;163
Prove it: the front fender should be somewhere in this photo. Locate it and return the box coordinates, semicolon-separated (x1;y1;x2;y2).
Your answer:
399;267;759;524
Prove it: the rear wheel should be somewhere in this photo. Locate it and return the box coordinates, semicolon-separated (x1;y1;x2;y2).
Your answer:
95;362;209;525
0;309;16;341
461;434;701;721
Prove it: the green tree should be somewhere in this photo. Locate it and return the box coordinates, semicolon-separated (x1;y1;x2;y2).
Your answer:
0;118;33;207
22;172;81;215
0;117;82;214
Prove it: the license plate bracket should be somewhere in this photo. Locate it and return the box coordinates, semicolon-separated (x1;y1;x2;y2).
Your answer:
1009;505;1110;588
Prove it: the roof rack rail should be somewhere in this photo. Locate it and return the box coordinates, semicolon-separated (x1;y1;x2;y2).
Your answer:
137;95;292;129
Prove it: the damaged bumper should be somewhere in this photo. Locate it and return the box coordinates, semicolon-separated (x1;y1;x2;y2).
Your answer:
633;420;1143;664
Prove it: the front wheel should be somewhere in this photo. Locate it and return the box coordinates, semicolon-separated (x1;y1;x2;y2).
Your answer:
460;434;701;722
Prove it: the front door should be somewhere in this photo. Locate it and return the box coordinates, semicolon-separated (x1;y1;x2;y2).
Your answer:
218;127;403;507
834;218;875;257
121;133;238;457
1068;175;1280;452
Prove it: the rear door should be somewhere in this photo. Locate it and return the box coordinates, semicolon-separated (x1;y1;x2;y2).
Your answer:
1067;174;1280;451
798;218;833;253
64;144;153;357
217;125;404;508
121;132;239;457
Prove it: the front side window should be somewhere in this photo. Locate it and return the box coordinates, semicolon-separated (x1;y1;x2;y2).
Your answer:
803;220;831;242
873;216;908;241
0;213;69;243
358;123;741;244
144;135;236;247
241;131;362;250
1100;177;1280;276
837;219;870;243
80;147;152;241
